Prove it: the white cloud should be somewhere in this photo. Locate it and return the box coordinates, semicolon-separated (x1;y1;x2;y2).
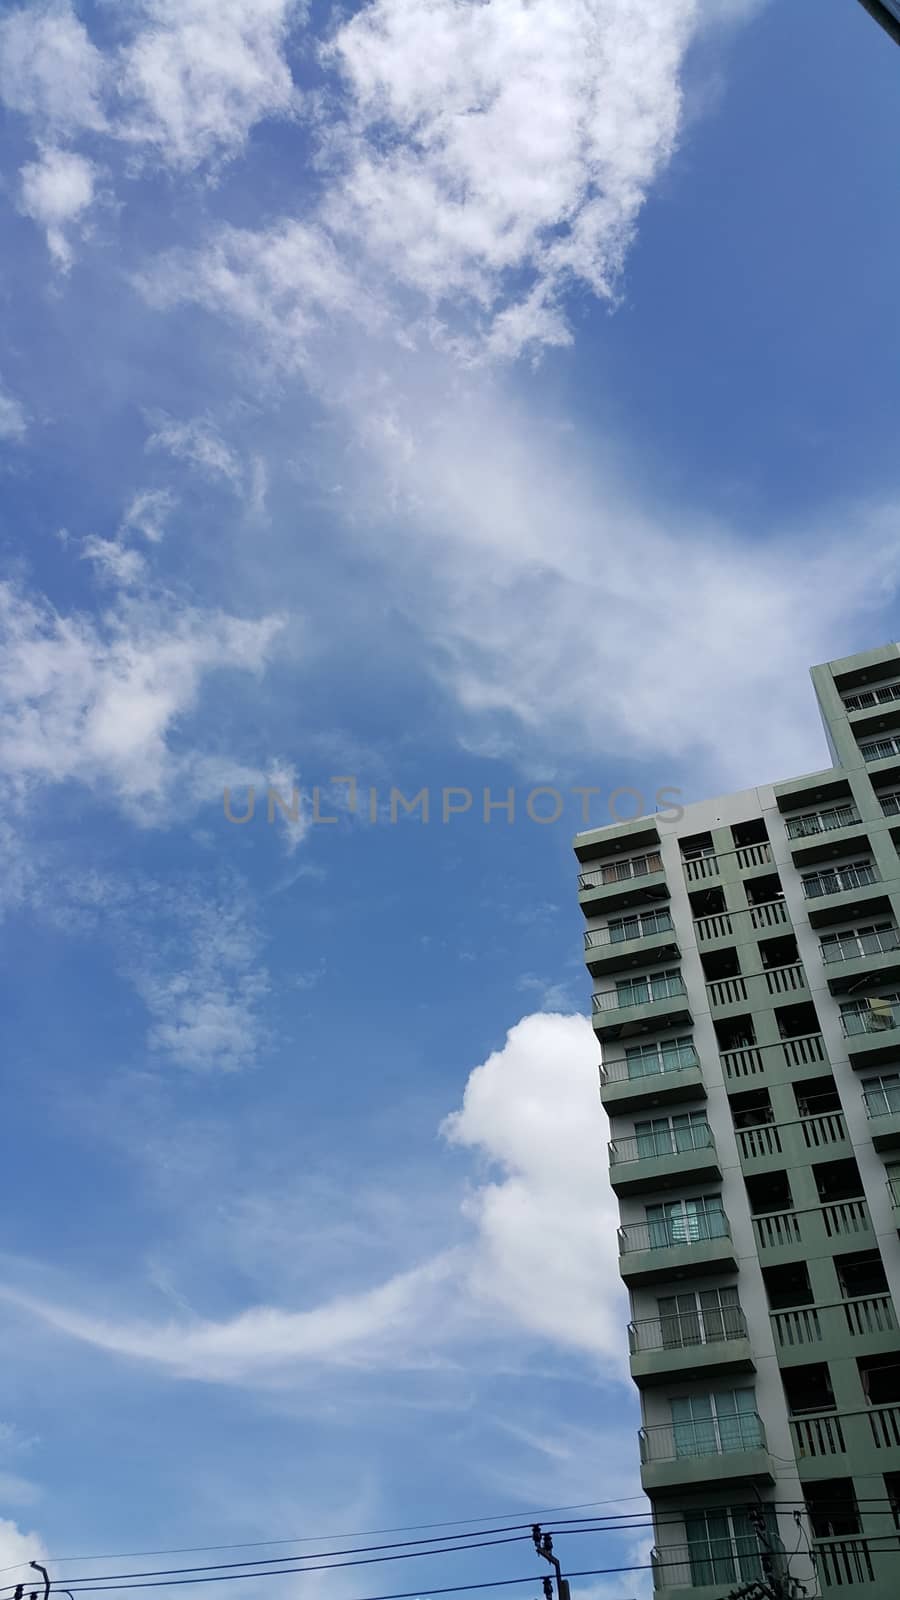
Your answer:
120;487;177;543
81;534;147;585
117;0;302;171
18;144;96;269
442;1012;621;1358
0;381;27;443
145;413;243;487
0;578;283;816
0;0;106;132
0;1516;47;1579
0;1012;622;1380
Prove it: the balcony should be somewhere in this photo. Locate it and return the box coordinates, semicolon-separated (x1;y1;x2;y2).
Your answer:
651;1541;781;1600
752;1198;874;1262
785;803;861;839
578;850;667;914
639;1413;772;1494
822;927;900;994
860;734;900;766
719;1031;828;1084
863;1088;900;1150
736;1112;849;1171
842;997;900;1065
591;972;691;1042
583;910;678;977
802;863;881;921
844;681;900;713
771;1295;898;1366
790;1403;900;1478
628;1306;753;1386
682;850;720;884
888;1177;900;1229
599;1043;704;1115
608;1122;719;1196
618;1213;735;1287
880;790;900;817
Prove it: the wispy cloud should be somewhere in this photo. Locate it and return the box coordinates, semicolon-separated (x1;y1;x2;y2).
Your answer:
18;143;96;269
145;414;244;488
0;379;27;443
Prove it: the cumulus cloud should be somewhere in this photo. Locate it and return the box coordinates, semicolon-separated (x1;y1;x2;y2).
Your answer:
117;0;302;171
18;144;96;268
0;1013;619;1380
0;1516;47;1578
0;578;283;816
0;0;106;132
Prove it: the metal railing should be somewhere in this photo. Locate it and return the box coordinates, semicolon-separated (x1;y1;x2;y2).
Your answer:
880;791;900;816
650;1542;773;1593
822;927;900;963
592;974;686;1013
599;1043;698;1085
639;1412;765;1462
578;851;663;890
618;1212;730;1254
866;1089;900;1119
610;1123;714;1166
583;910;673;949
887;1177;900;1208
785;803;860;838
844;681;900;712
860;735;900;762
842;1000;900;1036
802;863;878;898
629;1305;747;1353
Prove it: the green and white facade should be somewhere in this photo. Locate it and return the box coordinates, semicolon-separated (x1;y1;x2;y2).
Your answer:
575;646;900;1599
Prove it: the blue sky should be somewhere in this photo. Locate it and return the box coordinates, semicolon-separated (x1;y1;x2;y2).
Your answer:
0;0;898;1594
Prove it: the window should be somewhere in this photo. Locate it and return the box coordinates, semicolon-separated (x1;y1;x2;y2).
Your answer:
794;1076;842;1117
607;908;672;943
841;992;900;1034
803;860;876;897
624;1036;693;1079
805;1480;861;1538
634;1110;708;1159
758;934;798;969
657;1287;741;1348
670;1389;761;1456
684;1508;771;1587
821;921;899;963
782;1363;836;1416
615;967;682;1007
644;1195;726;1247
730;1088;774;1129
745;872;783;906
732;819;768;847
763;1262;814;1310
835;1251;889;1300
814;1158;864;1203
681;832;715;861
863;1073;900;1117
745;1170;793;1215
859;1355;900;1406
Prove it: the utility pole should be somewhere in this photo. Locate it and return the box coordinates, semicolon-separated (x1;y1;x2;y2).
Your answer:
531;1526;570;1600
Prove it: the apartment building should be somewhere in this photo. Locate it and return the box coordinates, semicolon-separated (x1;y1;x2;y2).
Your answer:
575;645;900;1599
856;0;900;47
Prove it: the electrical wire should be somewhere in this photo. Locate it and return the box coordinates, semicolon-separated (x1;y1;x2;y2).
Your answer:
0;1500;651;1575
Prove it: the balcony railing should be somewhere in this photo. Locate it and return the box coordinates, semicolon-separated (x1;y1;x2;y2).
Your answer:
579;851;663;890
592;974;686;1013
880;791;900;817
584;910;673;949
600;1042;698;1085
785;803;860;838
610;1123;714;1166
619;1212;730;1254
815;1538;875;1590
753;1197;871;1253
771;1294;897;1352
865;1088;900;1120
844;681;900;712
629;1305;747;1354
639;1411;765;1463
802;863;878;898
822;927;900;963
735;841;771;870
651;1541;774;1593
719;1031;827;1082
860;735;900;763
842;999;900;1036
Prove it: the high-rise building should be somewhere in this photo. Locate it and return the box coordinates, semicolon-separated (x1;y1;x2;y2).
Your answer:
857;0;900;46
575;645;900;1599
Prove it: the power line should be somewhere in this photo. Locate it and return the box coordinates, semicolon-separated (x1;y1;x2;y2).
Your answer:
0;1500;650;1575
